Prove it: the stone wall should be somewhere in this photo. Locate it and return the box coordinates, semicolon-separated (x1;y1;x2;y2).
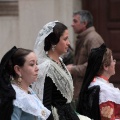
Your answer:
0;0;82;59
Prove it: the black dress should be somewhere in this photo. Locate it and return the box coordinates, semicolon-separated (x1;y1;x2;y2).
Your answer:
43;76;79;120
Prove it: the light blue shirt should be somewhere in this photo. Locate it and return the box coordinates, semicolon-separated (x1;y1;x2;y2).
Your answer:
11;84;50;120
11;106;42;120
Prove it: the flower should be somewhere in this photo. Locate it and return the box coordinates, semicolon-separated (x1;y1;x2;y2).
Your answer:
101;106;113;118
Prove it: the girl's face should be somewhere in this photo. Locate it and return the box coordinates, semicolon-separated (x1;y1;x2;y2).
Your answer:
18;52;39;86
55;29;70;55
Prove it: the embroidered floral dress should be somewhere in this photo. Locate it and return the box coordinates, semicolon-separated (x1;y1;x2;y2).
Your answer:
89;76;120;120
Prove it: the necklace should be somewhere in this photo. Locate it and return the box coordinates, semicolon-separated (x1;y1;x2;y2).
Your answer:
47;54;60;64
14;83;30;94
12;79;30;94
47;55;70;75
18;85;30;94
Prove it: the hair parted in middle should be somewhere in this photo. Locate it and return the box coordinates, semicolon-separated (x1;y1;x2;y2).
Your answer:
44;22;68;51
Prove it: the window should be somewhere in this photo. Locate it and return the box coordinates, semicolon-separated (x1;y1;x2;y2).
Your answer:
0;0;18;16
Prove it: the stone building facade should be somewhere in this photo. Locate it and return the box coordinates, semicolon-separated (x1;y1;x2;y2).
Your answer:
0;0;82;59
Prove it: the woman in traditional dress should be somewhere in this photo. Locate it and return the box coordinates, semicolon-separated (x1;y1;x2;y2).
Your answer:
0;46;50;120
77;44;120;120
32;21;91;120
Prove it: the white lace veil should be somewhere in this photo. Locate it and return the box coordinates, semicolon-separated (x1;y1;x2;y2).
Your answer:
32;21;58;101
34;21;58;59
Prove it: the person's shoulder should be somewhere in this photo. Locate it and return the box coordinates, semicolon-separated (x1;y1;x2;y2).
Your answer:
86;29;104;43
87;29;101;38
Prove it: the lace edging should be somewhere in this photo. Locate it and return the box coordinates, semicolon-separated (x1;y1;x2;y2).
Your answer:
12;84;51;119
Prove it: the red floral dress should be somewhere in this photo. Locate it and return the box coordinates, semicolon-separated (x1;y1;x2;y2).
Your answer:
89;76;120;120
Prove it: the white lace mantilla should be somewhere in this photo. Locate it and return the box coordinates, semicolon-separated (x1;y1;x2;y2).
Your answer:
12;84;51;120
32;21;59;102
34;21;58;60
89;77;120;105
32;56;73;103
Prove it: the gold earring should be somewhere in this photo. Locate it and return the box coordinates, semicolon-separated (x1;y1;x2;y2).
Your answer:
18;75;22;86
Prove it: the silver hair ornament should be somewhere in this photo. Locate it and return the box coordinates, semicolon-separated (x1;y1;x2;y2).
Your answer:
52;45;56;51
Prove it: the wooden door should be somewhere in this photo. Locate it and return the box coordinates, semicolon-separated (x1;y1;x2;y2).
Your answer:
82;0;120;88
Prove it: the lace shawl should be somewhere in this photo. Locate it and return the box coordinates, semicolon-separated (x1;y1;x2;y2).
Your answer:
47;58;73;103
89;77;120;105
32;56;73;103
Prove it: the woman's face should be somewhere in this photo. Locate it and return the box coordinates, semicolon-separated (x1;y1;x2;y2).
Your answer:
55;29;70;55
19;52;39;86
107;56;116;76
